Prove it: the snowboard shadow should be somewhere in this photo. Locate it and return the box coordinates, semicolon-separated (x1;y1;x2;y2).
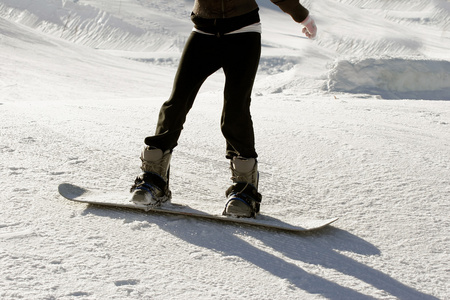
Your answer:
82;205;438;300
154;213;438;300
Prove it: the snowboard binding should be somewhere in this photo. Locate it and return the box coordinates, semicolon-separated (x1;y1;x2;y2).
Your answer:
130;172;171;206
223;182;261;218
130;146;172;206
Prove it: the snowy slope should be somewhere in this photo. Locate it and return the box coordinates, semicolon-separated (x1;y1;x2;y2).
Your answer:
1;0;449;299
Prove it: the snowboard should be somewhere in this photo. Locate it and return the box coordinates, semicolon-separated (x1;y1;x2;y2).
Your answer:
58;183;338;233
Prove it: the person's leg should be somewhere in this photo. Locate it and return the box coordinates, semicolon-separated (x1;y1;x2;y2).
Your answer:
220;32;261;159
145;32;222;151
220;32;262;217
132;33;221;205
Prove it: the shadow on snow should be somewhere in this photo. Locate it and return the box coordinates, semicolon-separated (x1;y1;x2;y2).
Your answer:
82;205;438;300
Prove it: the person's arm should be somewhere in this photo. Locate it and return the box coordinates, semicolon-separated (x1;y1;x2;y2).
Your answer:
270;0;317;38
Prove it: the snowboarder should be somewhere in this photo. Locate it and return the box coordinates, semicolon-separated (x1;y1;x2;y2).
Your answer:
130;0;317;218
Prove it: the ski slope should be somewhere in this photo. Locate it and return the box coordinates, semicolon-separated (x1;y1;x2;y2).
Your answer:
1;0;449;299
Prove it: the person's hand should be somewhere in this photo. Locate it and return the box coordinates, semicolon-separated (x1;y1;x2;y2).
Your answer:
301;15;317;39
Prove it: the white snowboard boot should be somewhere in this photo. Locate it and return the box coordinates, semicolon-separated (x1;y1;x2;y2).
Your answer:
130;146;172;206
223;156;261;218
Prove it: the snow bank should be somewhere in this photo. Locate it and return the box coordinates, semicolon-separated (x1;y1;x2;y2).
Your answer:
327;58;450;100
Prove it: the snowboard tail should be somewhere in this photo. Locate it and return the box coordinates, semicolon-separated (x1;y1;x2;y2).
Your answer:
58;183;338;233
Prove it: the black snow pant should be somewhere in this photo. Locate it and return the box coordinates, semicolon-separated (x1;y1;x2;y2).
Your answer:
144;31;261;159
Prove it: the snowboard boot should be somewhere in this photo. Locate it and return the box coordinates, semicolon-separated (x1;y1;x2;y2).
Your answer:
130;146;172;206
223;156;262;218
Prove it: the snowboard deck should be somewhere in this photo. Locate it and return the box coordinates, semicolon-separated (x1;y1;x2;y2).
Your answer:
58;183;338;233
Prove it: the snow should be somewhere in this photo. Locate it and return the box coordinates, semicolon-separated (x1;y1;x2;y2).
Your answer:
0;0;449;299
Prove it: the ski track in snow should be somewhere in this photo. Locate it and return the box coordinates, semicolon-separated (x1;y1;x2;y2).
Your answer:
1;0;449;299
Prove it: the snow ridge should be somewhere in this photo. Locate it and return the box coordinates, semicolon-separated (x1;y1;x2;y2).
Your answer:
0;0;187;51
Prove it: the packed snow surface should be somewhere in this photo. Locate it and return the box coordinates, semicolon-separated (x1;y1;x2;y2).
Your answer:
1;0;449;299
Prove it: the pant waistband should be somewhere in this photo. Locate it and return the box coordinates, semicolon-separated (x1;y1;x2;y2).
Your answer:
191;8;260;37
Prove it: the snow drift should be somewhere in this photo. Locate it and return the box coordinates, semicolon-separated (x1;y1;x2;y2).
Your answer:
328;58;450;100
